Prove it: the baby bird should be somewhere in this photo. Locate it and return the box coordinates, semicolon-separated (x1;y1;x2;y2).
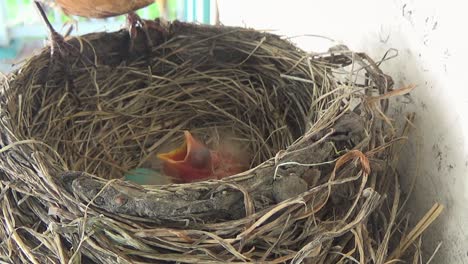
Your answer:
157;131;248;183
124;131;248;185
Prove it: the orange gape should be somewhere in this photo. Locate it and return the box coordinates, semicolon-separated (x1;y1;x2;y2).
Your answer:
54;0;165;18
157;131;248;183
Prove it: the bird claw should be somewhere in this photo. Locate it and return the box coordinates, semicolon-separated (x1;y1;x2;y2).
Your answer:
126;12;168;52
62;18;78;38
49;31;72;57
48;30;95;70
34;0;94;97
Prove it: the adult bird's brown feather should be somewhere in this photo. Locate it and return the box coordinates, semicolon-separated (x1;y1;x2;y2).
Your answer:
55;0;155;18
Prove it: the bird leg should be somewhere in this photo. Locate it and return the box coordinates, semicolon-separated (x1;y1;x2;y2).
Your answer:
34;1;94;68
34;1;75;58
33;1;86;105
127;11;151;50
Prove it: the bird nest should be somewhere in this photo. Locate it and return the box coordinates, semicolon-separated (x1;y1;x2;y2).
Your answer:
0;21;441;263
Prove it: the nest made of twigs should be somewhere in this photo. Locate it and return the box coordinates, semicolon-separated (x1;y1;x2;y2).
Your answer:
0;21;441;264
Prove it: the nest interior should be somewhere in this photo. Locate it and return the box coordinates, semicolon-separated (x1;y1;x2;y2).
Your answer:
4;23;330;179
0;21;440;264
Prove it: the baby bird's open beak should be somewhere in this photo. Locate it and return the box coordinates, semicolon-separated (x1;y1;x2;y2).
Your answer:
157;131;214;183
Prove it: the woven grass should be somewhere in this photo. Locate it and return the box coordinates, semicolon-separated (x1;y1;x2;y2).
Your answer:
0;21;441;263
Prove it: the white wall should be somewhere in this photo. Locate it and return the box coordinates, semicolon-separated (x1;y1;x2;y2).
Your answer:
217;0;468;262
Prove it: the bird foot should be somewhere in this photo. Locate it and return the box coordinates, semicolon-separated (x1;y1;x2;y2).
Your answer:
62;18;78;37
49;31;75;58
34;1;93;67
43;30;83;104
34;0;92;98
34;1;72;58
126;12;168;52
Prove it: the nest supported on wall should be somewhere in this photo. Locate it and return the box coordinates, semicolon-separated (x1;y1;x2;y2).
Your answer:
0;21;442;263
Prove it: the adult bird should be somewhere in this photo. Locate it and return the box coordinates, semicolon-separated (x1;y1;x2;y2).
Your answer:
53;0;168;37
34;0;168;56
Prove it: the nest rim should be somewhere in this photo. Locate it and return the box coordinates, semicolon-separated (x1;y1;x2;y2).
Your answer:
0;21;434;264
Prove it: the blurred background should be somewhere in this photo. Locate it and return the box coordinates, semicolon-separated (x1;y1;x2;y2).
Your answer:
0;0;217;73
